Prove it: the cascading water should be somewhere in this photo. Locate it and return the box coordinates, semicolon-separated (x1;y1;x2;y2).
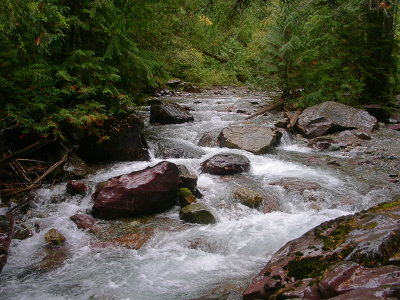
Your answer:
0;94;391;300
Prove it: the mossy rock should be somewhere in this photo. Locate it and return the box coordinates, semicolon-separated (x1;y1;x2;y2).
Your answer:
179;203;216;225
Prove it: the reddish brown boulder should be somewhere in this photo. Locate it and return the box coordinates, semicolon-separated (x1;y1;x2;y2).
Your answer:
319;261;400;298
0;207;14;273
243;198;400;300
201;153;250;175
66;180;88;195
92;161;180;219
70;214;96;229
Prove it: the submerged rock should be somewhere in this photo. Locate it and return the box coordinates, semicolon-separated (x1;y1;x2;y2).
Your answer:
270;178;320;193
297;101;377;138
232;187;263;208
150;102;194;124
179;203;216;225
218;126;282;154
201;153;250;175
111;230;154;250
243;198;400;300
0;207;14;273
92;161;180;219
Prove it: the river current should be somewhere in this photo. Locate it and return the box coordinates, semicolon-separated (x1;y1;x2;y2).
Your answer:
0;94;391;299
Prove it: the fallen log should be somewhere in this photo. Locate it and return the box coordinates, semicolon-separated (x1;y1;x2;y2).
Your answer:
245;100;286;120
287;108;302;131
0;139;52;167
200;50;228;63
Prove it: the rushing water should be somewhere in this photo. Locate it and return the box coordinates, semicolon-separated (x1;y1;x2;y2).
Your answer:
0;94;391;300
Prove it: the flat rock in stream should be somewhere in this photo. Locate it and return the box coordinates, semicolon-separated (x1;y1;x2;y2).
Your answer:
150;102;194;124
218;126;282;154
201;153;250;175
92;161;179;219
297;101;377;138
243;198;400;300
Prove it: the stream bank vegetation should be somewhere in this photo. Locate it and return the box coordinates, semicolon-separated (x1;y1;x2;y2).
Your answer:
1;0;400;197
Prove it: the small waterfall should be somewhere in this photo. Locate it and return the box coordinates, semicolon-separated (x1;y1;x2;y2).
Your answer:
278;128;293;146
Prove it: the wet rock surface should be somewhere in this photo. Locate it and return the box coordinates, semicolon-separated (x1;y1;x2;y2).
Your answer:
201;153;250;175
92;161;180;219
150;102;194;124
232;187;263;208
66;180;88;195
45;229;66;246
179;203;216;224
298;101;377;138
70;213;96;229
243;198;400;299
218;126;282;154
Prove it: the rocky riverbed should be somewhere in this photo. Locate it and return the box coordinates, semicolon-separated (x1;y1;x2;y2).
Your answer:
1;86;400;300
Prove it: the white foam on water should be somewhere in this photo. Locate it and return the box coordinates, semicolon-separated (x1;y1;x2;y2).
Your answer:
0;94;390;300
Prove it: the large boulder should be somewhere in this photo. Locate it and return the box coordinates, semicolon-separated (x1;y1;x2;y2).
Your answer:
0;207;14;273
150;102;194;124
297;101;377;138
179;203;216;224
243;198;400;300
218;126;282;154
201;153;250;175
77;113;150;162
92;161;180;219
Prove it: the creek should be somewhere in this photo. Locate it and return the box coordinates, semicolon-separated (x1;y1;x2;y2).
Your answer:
0;93;391;300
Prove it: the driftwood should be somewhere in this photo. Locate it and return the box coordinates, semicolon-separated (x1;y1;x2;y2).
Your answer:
201;50;228;63
4;147;74;201
0;139;52;167
245;100;286;120
287;108;302;131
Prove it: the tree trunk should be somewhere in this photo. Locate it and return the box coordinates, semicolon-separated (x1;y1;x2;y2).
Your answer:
362;1;396;103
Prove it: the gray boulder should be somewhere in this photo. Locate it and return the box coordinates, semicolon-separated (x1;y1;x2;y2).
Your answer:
218;126;282;154
150;102;194;124
178;165;198;191
297;101;377;138
201;153;250;175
